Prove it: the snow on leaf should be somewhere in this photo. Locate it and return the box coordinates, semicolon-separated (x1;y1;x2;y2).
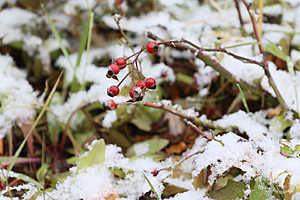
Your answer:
126;138;169;157
76;139;106;173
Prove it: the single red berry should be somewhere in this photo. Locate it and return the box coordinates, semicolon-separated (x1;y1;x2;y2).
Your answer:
115;57;127;69
146;41;159;54
151;169;159;176
115;0;123;7
0;180;3;190
103;99;118;110
107;85;119;97
145;78;156;89
108;64;120;75
161;71;167;78
136;80;146;89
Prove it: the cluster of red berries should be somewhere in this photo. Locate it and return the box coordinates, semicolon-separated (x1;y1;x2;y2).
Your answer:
106;57;127;79
105;41;159;109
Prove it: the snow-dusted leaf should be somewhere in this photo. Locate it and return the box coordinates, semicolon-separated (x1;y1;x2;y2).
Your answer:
264;42;289;62
208;179;246;200
126;137;169;157
249;179;271;200
192;168;208;189
76;139;105;172
162;182;188;198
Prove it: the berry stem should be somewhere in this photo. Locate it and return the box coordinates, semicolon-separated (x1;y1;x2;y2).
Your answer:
117;70;131;87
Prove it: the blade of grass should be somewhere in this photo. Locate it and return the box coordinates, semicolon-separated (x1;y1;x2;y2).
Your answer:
7;72;63;176
257;0;263;39
287;60;299;116
237;83;250;113
76;18;90;67
223;42;258;49
82;3;94;84
43;6;72;69
1;169;43;190
143;173;162;200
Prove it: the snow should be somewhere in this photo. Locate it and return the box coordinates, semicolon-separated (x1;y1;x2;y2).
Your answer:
2;0;300;199
0;54;39;138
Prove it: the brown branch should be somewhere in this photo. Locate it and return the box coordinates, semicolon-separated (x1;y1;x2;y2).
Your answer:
240;0;288;111
241;0;263;53
234;0;246;35
60;102;91;154
186;121;212;140
181;38;264;67
143;101;229;133
147;32;263;95
143;101;192;120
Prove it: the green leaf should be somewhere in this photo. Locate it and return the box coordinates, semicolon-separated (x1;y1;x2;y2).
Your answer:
76;139;105;173
36;163;49;183
176;73;193;85
76;17;90;67
264;42;289;62
131;105;163;131
162;182;188;198
280;145;294;157
107;129;131;148
249;179;271;200
126;137;169;157
131;110;152;131
70;76;82;93
213;176;231;191
66;156;79;165
192;168;208;189
109;167;126;179
209;179;246;200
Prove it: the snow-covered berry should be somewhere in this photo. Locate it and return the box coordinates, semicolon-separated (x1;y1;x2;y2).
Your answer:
103;99;118;110
129;86;143;101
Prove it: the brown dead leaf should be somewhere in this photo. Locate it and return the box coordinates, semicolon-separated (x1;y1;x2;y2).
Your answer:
166;141;187;154
267;106;282;118
104;193;120;200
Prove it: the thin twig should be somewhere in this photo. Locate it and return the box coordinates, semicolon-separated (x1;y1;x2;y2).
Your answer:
234;0;246;35
240;0;288;111
143;101;229;132
60;102;91;154
181;38;264;67
186;121;212;140
147;32;263;95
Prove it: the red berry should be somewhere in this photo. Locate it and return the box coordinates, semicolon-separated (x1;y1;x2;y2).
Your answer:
151;170;159;176
161;71;167;78
0;180;3;190
107;85;119;97
146;41;159;54
115;57;127;69
108;64;120;75
136;80;146;89
145;78;156;89
103;99;118;110
129;86;143;101
115;0;123;7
